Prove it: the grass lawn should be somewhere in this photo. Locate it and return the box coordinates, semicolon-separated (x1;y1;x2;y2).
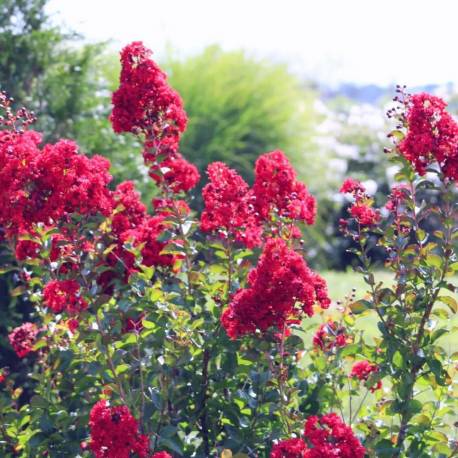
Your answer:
307;270;458;351
300;270;458;424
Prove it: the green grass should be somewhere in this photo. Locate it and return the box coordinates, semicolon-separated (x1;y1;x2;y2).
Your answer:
314;270;458;351
299;270;458;425
321;270;393;303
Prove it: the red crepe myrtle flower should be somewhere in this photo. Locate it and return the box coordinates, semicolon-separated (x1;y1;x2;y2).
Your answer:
0;130;42;235
99;181;181;292
339;178;365;195
253;150;316;224
111;42;199;194
149;152;200;193
0;368;8;384
221;238;330;339
14;230;81;267
43;280;88;315
152;198;190;218
66;319;79;333
339;178;380;226
351;360;382;392
385;184;410;212
89;400;149;458
151;453;173;458
15;238;40;261
349;203;380;226
270;438;308;458
36;140;113;218
112;181;148;235
201;162;263;248
303;413;365;458
111;41;187;156
398;93;458;180
121;215;179;268
0;130;113;238
8;323;39;358
313;321;348;351
443;156;458;181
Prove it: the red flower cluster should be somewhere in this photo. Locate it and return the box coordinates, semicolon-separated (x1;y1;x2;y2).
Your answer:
8;322;39;358
152;198;190;218
385;183;410;212
15;237;40;261
43;280;88;315
112;181;147;233
110;41;187;155
351;360;382;392
148;152;200;193
15;231;94;279
349;203;380;226
398;93;458;180
272;414;365;458
303;413;366;458
253;150;316;224
151;453;172;458
67;318;79;333
221;238;330;339
339;179;380;226
270;438;308;458
89;400;149;458
201;162;262;248
313;321;348;351
339;178;365;195
201;153;318;248
0;132;113;237
100;181;179;292
111;42;199;195
121;215;177;268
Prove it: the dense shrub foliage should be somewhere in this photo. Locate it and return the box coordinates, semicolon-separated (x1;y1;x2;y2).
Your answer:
0;43;457;458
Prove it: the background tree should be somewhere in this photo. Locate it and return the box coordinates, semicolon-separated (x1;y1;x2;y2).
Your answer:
163;46;320;182
0;0;102;139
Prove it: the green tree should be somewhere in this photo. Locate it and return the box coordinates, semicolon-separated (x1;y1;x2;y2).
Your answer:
163;46;320;184
0;0;103;141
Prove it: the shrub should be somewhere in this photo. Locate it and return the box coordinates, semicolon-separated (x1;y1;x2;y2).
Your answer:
0;46;456;458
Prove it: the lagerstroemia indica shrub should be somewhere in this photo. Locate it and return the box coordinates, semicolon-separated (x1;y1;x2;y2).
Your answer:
0;43;456;457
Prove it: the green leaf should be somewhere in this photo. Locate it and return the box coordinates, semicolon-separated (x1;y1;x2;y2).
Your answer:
392;351;404;369
425;253;442;269
339;343;359;358
389;129;404;140
427;359;449;386
375;439;397;458
430;328;449;343
115;364;130;375
30;396;48;408
158;437;183;455
438;295;457;313
432;443;452;455
142;319;156;329
407;399;423;415
349;300;371;314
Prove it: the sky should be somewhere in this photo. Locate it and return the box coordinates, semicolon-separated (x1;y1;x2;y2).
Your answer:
47;0;458;87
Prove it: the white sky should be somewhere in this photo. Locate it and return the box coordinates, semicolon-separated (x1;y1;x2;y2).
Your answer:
47;0;458;87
